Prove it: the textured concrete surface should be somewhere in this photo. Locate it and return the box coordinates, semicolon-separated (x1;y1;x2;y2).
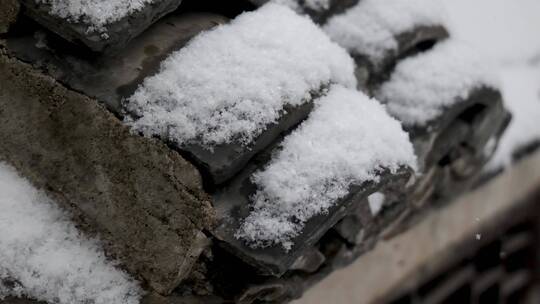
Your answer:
0;0;19;34
0;49;214;294
293;151;540;304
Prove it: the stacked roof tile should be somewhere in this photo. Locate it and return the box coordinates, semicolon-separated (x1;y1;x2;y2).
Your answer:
0;1;525;303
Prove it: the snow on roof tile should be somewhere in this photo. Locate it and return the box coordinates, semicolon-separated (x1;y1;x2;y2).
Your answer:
235;86;416;250
0;163;142;304
376;40;500;126
323;0;447;65
123;3;356;149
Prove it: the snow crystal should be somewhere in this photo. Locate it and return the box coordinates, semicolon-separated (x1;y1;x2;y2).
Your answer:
376;40;500;126
236;86;416;250
324;0;447;65
0;163;142;304
36;0;156;33
124;3;356;149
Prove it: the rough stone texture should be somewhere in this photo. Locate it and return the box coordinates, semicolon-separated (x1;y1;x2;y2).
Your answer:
0;0;19;34
0;50;215;295
19;0;184;52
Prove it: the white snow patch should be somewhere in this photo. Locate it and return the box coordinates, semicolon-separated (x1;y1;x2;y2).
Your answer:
324;0;447;65
124;3;356;149
236;86;416;250
36;0;156;33
368;192;386;216
0;163;142;304
376;40;499;126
